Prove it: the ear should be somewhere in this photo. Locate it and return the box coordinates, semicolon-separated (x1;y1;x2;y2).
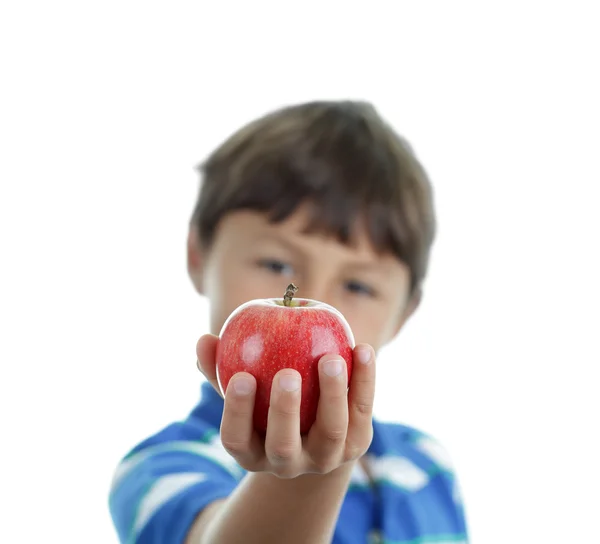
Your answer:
390;285;422;340
187;225;205;295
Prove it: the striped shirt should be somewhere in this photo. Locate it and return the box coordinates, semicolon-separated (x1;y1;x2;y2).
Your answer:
109;382;468;543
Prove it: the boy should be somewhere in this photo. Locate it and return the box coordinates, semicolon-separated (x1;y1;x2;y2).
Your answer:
109;100;469;543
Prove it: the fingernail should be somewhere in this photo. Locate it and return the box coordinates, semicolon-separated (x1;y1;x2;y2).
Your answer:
323;358;344;377
279;374;301;392
357;347;371;365
233;377;255;396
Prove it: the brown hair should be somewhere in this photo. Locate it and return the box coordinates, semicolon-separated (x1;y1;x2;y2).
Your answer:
190;100;436;295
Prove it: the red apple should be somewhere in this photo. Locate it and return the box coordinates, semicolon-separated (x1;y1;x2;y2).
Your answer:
216;284;355;434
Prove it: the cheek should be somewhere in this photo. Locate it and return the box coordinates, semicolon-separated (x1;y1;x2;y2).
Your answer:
205;259;243;333
342;300;403;349
342;309;384;349
206;259;280;334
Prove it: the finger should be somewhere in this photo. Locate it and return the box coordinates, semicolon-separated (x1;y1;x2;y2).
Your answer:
220;372;264;469
264;369;303;476
196;334;221;396
345;344;376;461
306;354;349;471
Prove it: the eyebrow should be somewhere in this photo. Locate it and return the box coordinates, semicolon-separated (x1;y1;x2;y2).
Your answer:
252;232;308;257
252;231;391;275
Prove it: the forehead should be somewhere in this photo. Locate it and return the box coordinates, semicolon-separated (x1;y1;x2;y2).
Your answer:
221;204;401;269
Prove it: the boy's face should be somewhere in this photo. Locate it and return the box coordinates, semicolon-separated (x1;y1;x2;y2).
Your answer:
188;205;419;352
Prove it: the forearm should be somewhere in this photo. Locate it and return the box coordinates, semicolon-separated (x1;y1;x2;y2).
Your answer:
187;462;355;544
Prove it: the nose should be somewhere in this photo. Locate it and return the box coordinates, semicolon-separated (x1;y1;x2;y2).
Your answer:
296;278;332;306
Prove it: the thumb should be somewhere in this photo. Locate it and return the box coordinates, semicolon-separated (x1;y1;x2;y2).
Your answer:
196;334;223;397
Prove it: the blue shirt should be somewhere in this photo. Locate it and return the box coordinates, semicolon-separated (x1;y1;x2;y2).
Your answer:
110;382;468;543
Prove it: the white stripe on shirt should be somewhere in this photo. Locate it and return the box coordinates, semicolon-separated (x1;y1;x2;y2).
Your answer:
110;437;243;493
133;472;207;536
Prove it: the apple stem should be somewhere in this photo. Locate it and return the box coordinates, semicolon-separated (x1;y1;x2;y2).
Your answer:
283;283;298;307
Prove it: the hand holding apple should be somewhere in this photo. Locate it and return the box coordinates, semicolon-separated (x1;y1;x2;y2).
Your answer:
215;284;355;434
195;285;376;478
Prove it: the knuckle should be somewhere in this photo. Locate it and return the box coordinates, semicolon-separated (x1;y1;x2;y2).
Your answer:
268;442;298;465
271;403;300;418
236;458;260;473
345;433;373;461
320;381;348;399
220;437;249;458
323;427;346;446
352;396;374;416
313;458;338;474
224;397;254;416
350;375;374;394
345;442;366;461
227;406;253;420
325;390;349;404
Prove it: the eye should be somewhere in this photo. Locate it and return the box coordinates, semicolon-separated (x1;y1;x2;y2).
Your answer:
257;258;295;277
345;280;376;297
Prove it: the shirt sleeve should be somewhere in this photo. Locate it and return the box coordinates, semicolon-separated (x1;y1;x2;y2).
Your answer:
109;403;244;543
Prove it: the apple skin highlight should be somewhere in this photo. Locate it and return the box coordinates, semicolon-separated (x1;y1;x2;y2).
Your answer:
216;289;355;434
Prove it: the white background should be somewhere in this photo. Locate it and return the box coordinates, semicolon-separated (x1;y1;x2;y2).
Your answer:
1;2;599;543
